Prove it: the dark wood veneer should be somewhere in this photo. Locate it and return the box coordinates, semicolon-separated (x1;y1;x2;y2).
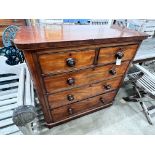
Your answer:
44;61;129;94
48;77;122;109
51;90;117;122
39;49;95;74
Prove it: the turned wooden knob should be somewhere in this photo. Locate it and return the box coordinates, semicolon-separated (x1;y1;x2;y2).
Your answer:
104;84;111;90
66;58;76;67
109;69;116;75
99;97;105;104
67;77;75;85
67;94;74;101
68;108;73;115
115;52;124;59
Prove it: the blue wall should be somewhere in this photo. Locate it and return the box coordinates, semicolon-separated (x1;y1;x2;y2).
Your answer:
63;19;90;24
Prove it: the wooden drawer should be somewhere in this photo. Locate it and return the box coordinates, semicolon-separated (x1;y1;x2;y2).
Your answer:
51;90;116;122
48;77;122;109
38;49;95;74
98;44;138;65
44;61;130;93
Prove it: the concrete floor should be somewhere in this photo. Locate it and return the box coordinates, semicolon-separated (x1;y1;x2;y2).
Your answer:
41;84;155;135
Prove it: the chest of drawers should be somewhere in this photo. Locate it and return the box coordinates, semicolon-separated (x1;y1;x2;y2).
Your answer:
14;25;147;128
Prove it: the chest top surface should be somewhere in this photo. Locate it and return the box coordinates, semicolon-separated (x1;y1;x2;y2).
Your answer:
14;25;148;50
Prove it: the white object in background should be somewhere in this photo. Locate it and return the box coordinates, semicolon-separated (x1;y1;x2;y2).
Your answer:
0;56;35;135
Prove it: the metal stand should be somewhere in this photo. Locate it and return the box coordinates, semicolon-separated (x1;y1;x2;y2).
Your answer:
124;65;155;125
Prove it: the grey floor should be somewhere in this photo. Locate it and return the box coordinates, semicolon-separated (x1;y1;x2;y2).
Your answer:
41;84;155;135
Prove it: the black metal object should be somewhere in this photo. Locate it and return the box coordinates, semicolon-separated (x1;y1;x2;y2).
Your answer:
2;25;19;47
0;25;25;65
0;46;24;65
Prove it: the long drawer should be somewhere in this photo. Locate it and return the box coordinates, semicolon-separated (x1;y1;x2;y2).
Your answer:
48;77;122;109
38;48;95;75
98;44;138;65
51;90;117;122
44;61;129;93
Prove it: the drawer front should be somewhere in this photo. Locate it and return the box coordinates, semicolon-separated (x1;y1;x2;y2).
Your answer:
98;44;138;65
48;77;122;109
44;61;129;93
39;49;95;74
51;90;116;122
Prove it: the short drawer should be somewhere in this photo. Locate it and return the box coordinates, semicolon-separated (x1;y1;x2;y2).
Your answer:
98;44;138;65
44;61;129;93
51;90;116;122
38;49;95;74
48;77;122;109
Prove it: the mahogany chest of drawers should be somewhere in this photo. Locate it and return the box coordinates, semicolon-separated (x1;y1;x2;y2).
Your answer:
14;25;147;128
